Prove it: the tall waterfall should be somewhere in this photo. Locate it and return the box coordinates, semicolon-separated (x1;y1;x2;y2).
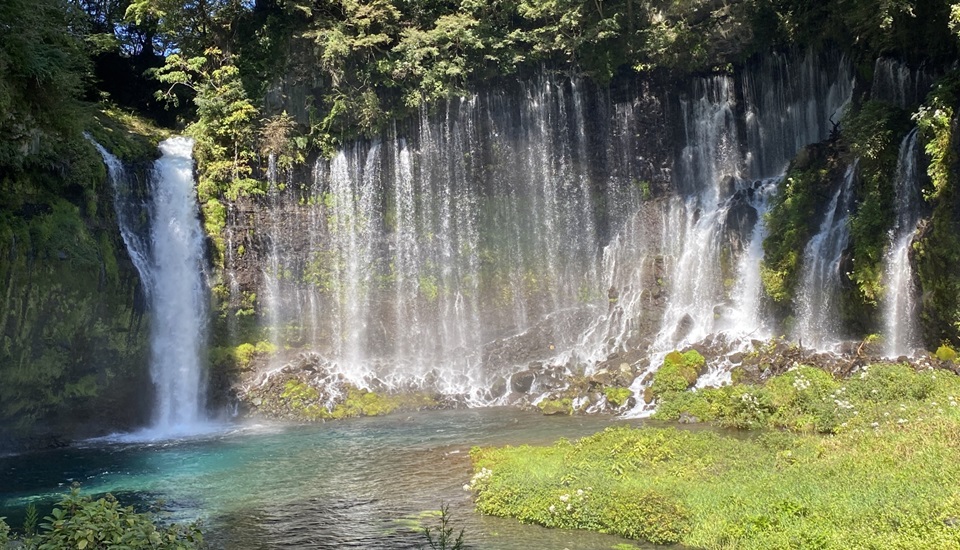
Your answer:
246;79;630;400
882;129;923;357
795;163;858;350
93;137;209;435
234;52;854;401
649;50;854;353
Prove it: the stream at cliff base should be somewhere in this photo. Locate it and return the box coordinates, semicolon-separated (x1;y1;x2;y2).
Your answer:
1;408;652;549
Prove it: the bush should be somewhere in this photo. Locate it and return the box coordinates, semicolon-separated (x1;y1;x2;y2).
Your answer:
29;487;203;549
937;345;958;362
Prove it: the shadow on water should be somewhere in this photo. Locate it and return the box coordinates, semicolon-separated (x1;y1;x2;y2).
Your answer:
1;408;667;549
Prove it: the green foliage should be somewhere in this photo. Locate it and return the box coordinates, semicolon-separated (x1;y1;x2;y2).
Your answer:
650;350;705;397
0;135;150;437
23;503;38;537
278;381;439;421
421;504;465;550
472;364;960;548
914;70;960;346
210;341;276;372
29;486;203;549
843;101;911;311
0;517;9;546
761;145;837;307
0;0;89;167
937;344;958;362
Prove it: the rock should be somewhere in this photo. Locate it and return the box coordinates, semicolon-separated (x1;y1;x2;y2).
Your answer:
673;314;696;342
729;352;744;364
591;368;615;386
490;376;508;399
252;397;263;406
643;387;655;404
510;370;535;394
538;399;572;416
678;412;700;424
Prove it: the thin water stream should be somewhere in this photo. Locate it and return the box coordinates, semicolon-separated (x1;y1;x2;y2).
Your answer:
1;409;658;549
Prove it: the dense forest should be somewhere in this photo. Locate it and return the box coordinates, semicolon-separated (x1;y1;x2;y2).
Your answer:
2;0;960;441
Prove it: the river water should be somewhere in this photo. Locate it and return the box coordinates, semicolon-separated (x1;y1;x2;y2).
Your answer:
1;409;654;549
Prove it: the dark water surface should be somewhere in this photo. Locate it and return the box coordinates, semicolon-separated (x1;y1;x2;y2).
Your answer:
1;408;653;549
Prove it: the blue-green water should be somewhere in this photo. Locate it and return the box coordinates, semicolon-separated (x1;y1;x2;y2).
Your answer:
1;408;652;549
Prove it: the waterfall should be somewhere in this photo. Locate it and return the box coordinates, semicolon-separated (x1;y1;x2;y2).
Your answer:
871;58;937;109
651;51;854;353
233;52;855;404
795;162;858;350
882;129;922;357
247;78;617;400
92;137;209;436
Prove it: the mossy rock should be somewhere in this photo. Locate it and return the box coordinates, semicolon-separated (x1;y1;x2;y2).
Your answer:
538;398;574;415
604;387;634;408
651;350;706;398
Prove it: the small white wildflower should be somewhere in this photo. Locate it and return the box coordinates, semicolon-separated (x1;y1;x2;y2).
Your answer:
463;484;471;492
576;489;584;496
549;505;556;513
871;422;880;428
566;504;572;511
559;494;570;503
897;418;908;424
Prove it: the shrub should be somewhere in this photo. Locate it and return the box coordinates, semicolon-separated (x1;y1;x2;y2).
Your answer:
937;345;958;362
31;487;203;549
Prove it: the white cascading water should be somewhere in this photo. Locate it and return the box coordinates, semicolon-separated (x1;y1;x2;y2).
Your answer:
251;79;613;400
795;162;858;350
882;128;923;357
93;137;209;436
871;58;937;109
234;52;854;404
650;50;854;354
147;138;209;433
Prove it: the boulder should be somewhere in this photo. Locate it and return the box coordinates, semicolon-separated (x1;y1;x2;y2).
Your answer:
510;370;535;394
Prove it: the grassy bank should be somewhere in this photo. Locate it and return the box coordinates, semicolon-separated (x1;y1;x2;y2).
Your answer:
469;362;960;548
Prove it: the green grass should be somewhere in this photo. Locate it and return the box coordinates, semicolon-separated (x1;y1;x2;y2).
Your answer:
469;364;960;548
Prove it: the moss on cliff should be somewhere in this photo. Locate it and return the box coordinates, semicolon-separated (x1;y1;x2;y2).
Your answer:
842;100;912;329
0;133;151;438
915;71;960;347
760;143;844;311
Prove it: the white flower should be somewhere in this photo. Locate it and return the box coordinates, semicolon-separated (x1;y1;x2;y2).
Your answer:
576;489;584;496
549;505;556;513
559;494;570;502
463;484;471;492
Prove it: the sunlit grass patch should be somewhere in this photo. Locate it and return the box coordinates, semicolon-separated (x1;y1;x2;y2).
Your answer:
469;364;960;548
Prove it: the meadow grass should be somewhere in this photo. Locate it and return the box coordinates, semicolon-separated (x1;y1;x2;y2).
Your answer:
469;363;960;548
